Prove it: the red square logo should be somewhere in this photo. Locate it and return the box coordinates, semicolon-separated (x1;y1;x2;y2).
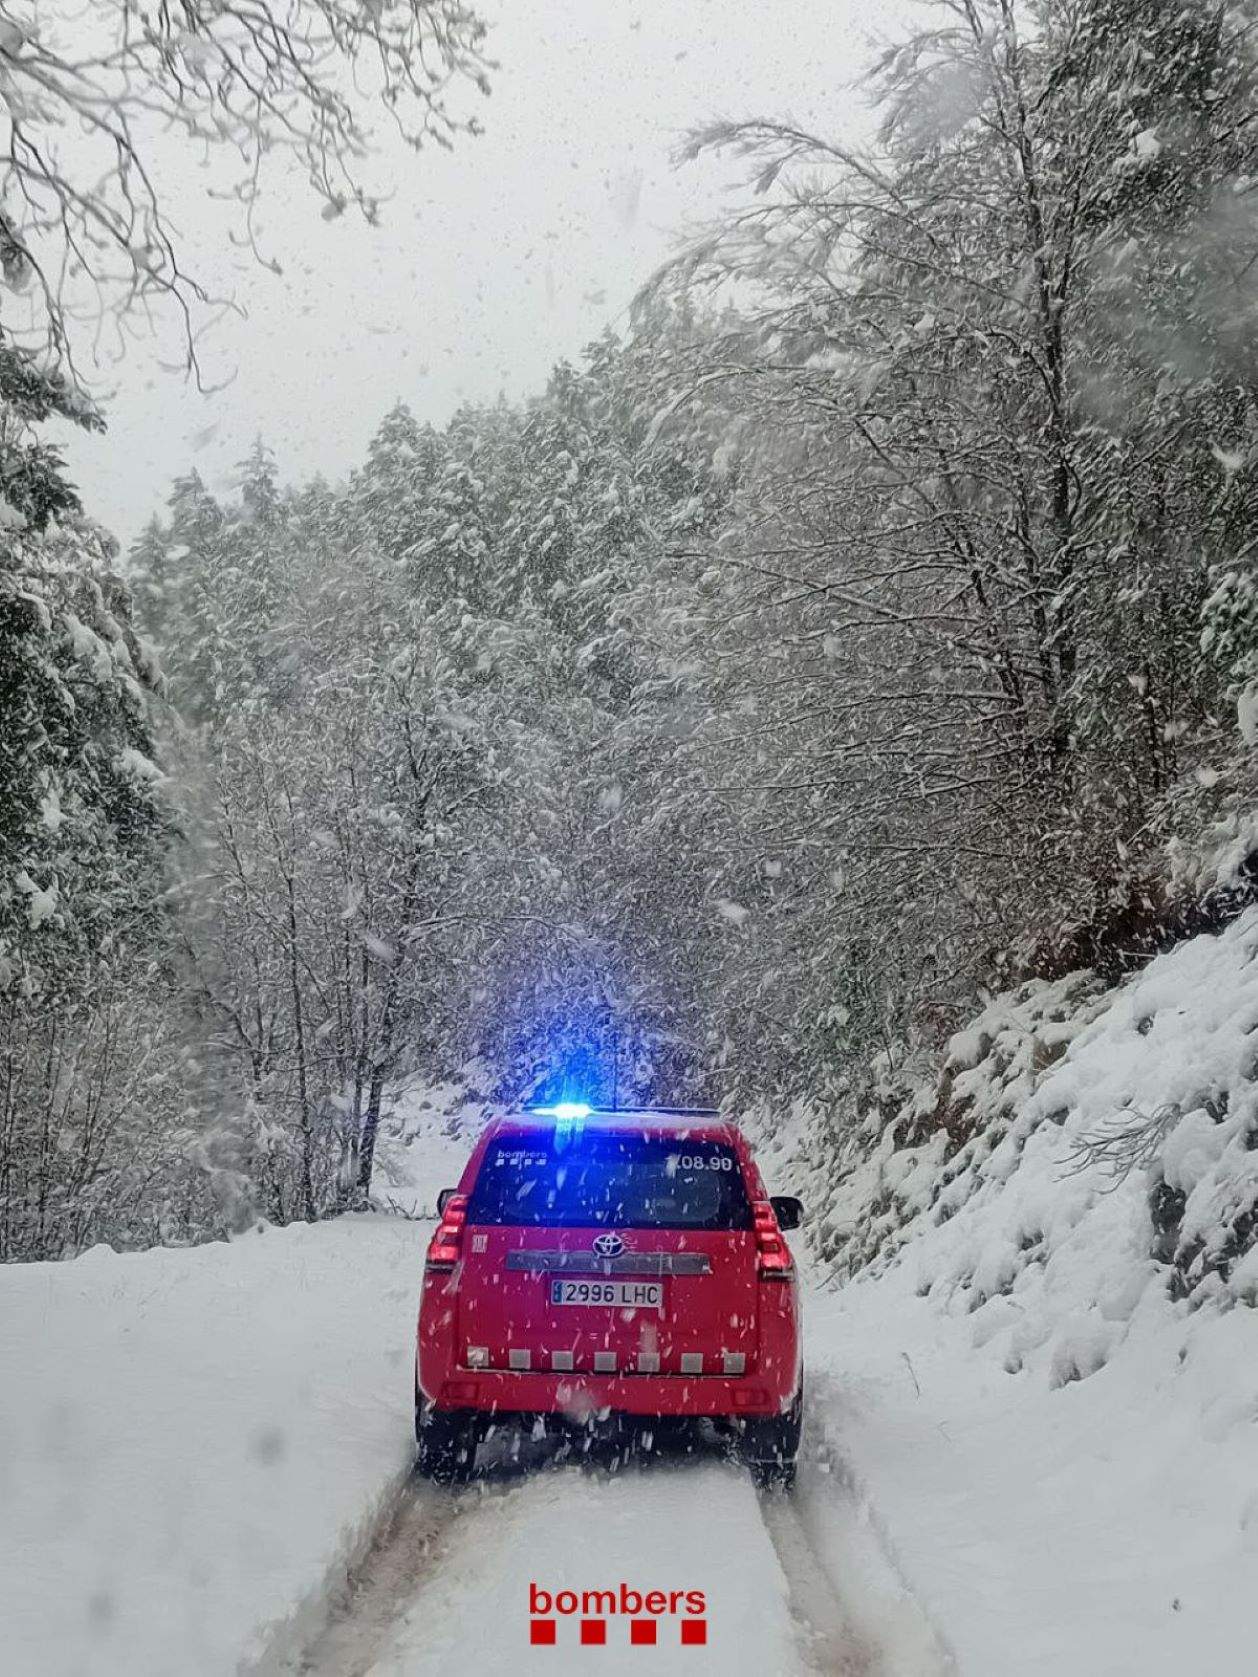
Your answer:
580;1618;607;1645
681;1619;708;1646
630;1619;658;1645
530;1619;556;1646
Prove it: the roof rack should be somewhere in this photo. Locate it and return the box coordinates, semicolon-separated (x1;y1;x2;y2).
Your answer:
521;1103;719;1118
599;1105;719;1117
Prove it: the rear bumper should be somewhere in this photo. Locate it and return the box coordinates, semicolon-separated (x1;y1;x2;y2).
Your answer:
422;1368;796;1419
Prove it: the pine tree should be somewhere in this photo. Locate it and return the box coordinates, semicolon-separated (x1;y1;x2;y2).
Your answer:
408;410;492;611
0;345;177;1257
156;470;228;719
127;517;173;643
350;402;446;565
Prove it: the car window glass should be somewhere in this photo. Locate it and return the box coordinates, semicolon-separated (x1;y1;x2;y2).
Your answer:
466;1134;752;1230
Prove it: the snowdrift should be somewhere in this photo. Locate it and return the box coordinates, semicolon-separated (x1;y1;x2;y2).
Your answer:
782;901;1258;1318
777;907;1258;1676
0;1216;424;1677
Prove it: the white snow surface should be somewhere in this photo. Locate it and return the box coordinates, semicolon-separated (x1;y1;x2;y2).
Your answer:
9;908;1258;1677
370;1074;489;1216
363;1466;807;1677
764;908;1258;1676
809;1265;1258;1677
0;1216;424;1677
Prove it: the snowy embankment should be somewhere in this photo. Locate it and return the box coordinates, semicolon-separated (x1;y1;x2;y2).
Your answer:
775;908;1258;1677
0;1215;425;1677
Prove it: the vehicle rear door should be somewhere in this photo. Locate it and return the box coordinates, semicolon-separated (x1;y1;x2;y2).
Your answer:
455;1128;760;1377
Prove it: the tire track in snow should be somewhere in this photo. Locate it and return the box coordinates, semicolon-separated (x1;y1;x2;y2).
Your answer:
291;1474;463;1677
759;1489;875;1676
796;1378;959;1677
364;1452;811;1675
290;1434;883;1677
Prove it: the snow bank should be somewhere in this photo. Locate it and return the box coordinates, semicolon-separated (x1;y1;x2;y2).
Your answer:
0;1216;425;1677
809;1263;1258;1677
791;909;1258;1675
771;908;1258;1311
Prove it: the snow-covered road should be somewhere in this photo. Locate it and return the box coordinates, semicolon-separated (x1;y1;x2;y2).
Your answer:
14;1064;1254;1677
0;1206;944;1677
292;1437;871;1677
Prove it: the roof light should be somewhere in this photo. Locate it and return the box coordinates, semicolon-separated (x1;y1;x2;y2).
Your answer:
528;1101;592;1120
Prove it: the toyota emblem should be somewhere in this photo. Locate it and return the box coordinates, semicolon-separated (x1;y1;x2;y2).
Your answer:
592;1232;626;1259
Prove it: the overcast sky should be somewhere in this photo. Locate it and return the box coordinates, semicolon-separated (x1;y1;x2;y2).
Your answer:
58;0;904;546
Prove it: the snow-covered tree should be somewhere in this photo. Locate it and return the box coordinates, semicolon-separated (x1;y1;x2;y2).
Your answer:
628;0;1258;1095
0;344;183;1258
349;404;446;566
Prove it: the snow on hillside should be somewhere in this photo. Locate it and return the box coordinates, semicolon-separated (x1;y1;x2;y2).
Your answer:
780;908;1258;1676
0;1217;426;1677
793;902;1258;1312
369;1075;490;1216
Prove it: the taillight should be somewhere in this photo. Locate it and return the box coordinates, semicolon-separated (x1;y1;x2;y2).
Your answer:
425;1194;468;1274
752;1200;794;1280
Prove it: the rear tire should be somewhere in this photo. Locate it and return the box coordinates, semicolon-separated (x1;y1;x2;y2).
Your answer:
741;1379;802;1490
750;1457;797;1491
415;1396;478;1483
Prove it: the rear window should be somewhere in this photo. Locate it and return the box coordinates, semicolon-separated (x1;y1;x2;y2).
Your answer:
466;1133;753;1231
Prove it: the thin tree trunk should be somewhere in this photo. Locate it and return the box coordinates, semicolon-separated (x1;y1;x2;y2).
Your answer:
284;866;316;1222
357;1066;388;1204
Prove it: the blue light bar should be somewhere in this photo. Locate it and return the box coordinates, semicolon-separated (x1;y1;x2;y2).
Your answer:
527;1102;592;1120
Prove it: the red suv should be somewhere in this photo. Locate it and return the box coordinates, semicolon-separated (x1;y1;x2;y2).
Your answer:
415;1105;803;1485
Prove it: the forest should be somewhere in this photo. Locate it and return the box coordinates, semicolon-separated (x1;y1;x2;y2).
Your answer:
5;0;1258;1259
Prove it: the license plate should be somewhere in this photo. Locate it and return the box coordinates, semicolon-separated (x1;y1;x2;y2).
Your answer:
549;1279;664;1310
